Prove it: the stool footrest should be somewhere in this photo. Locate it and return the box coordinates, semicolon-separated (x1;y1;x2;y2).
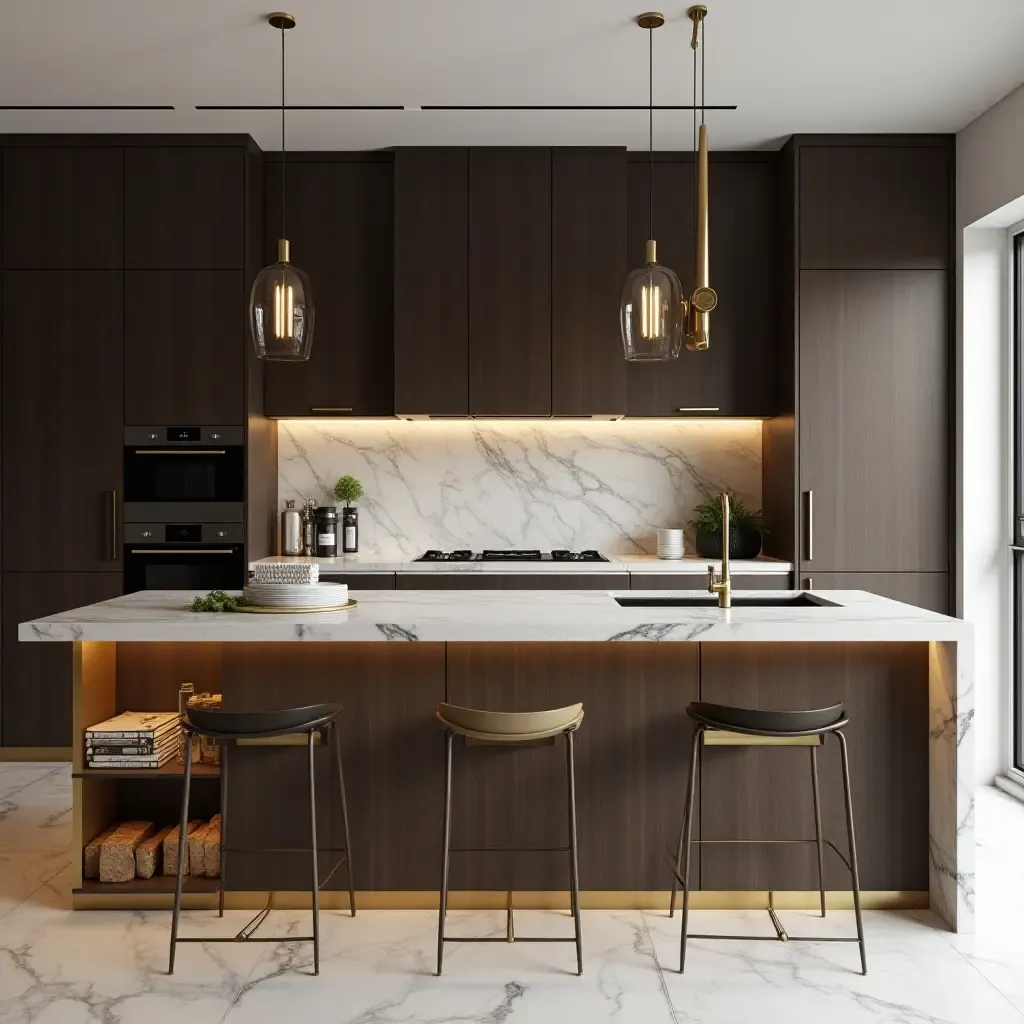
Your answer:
449;846;569;854
443;936;579;944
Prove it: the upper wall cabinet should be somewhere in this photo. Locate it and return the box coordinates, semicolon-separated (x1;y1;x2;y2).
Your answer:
263;157;394;417
394;148;469;417
625;157;780;417
799;144;951;269
468;148;552;417
552;148;627;417
2;146;123;268
125;146;246;269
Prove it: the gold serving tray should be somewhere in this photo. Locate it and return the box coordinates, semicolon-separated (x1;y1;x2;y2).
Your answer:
233;600;358;614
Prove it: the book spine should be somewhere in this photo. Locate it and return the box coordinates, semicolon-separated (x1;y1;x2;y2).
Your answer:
86;744;157;756
85;761;165;769
86;730;175;739
87;754;175;764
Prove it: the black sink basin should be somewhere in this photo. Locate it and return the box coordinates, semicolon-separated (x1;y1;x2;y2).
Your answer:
614;593;834;608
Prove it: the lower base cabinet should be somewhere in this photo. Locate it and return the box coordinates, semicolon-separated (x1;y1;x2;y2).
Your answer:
3;572;122;747
320;573;396;590
631;573;792;591
801;572;949;614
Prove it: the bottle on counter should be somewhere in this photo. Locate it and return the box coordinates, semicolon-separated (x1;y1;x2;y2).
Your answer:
342;506;359;553
315;506;339;557
281;500;302;556
177;681;198;765
301;497;317;557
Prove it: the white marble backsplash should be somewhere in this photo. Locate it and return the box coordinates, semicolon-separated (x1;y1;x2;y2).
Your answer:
278;419;762;559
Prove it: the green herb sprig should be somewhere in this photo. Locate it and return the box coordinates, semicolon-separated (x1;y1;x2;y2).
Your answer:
689;492;769;535
191;590;241;613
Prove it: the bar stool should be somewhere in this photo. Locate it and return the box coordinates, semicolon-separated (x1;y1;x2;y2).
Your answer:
168;703;356;977
669;701;866;975
435;701;584;977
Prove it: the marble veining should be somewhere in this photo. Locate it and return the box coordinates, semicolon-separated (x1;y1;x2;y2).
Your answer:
278;419;763;558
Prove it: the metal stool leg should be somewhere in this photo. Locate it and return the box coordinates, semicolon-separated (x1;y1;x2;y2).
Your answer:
332;722;356;917
566;729;583;976
835;730;867;975
436;730;454;976
809;743;826;918
678;725;702;973
218;742;228;917
308;730;321;976
168;732;194;975
669;784;694;919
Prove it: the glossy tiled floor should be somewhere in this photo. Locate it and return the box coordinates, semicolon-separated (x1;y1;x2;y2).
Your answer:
0;762;1022;1023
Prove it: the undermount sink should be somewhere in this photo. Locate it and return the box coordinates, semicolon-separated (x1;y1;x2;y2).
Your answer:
614;593;835;609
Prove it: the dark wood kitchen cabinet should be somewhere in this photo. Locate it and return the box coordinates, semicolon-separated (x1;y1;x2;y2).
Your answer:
801;572;949;615
630;572;792;591
393;148;469;417
396;573;628;590
799;269;948;572
625;156;780;417
2;271;123;572
468;148;552;416
2;146;123;269
124;270;246;424
2;571;122;747
124;146;246;269
263;156;394;417
552;148;627;416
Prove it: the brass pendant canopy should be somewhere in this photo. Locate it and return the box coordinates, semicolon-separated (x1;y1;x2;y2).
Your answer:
620;13;683;362
249;13;315;361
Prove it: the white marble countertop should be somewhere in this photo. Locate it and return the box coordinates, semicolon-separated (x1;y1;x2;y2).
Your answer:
19;588;965;644
251;554;794;575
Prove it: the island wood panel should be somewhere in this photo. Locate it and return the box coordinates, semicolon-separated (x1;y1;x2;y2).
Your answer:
319;573;397;590
445;642;699;890
802;572;949;615
393;148;469;416
396;574;628;591
217;643;446;891
630;573;792;591
698;642;928;892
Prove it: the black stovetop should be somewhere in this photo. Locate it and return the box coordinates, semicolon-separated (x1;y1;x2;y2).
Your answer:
416;549;609;563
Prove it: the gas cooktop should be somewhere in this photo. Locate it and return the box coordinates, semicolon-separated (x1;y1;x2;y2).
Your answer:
416;549;609;563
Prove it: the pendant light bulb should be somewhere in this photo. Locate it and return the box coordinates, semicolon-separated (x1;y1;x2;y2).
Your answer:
249;13;315;362
621;13;683;362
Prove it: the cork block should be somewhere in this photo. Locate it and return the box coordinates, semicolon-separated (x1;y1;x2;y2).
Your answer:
135;826;172;880
163;819;202;876
188;823;210;877
98;821;155;883
203;818;221;878
83;824;118;880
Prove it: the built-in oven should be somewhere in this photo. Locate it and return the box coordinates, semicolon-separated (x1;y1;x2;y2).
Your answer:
123;426;245;523
123;523;246;593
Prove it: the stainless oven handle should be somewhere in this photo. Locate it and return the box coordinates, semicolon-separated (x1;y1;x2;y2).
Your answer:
127;549;236;556
132;449;228;456
109;489;118;561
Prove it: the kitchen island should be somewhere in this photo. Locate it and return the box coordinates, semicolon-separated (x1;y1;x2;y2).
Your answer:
20;589;972;931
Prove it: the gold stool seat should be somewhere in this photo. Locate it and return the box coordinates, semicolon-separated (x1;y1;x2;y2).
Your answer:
435;702;584;742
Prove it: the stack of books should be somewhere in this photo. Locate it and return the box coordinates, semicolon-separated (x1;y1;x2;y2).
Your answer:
85;712;178;769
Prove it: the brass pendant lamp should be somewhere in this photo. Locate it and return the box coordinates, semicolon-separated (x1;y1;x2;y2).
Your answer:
684;5;716;350
248;13;315;361
620;13;684;362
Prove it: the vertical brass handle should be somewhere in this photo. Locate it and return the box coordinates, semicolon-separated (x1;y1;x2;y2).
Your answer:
804;577;814;591
804;490;813;562
109;489;119;561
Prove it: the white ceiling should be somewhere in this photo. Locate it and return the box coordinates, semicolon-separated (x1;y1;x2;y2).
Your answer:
0;1;1022;151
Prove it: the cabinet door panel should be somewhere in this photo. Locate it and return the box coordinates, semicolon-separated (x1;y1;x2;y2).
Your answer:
124;270;245;424
263;160;394;416
800;146;950;270
320;573;396;590
799;270;948;571
552;148;627;416
393;148;469;416
3;272;123;571
802;572;949;614
630;573;792;591
125;147;245;269
3;572;122;746
700;642;929;891
468;148;551;415
2;147;123;268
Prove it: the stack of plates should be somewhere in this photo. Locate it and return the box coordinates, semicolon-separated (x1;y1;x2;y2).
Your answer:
242;581;349;609
251;562;320;585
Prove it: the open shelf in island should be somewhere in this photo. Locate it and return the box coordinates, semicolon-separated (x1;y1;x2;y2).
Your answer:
73;761;220;780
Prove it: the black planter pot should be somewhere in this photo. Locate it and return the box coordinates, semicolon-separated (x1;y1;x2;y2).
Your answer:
694;526;763;560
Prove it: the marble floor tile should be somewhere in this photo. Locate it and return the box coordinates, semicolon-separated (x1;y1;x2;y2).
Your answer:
0;766;72;855
0;763;63;800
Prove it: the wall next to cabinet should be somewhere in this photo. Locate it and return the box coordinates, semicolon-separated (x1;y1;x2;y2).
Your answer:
278;419;762;559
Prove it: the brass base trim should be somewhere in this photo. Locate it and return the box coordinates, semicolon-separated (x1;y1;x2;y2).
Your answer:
0;747;71;762
72;889;927;913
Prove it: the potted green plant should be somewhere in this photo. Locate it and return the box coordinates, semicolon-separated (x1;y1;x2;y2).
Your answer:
332;475;365;553
689;492;768;560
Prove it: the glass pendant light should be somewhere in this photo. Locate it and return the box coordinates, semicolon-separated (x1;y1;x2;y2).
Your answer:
249;13;314;361
620;13;683;363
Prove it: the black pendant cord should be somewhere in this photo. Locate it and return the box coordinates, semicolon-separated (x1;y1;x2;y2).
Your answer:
281;22;287;245
648;24;654;245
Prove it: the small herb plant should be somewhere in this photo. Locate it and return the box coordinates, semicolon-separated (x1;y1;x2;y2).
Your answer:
689;493;769;536
333;475;365;507
191;590;241;613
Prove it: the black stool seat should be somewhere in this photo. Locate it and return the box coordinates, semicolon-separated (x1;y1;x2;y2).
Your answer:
184;703;341;739
687;701;847;737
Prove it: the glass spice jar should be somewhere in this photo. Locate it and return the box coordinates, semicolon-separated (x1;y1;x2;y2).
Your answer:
187;692;223;765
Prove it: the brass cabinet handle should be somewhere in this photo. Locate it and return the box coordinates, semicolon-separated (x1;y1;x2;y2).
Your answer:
133;449;227;456
311;407;354;414
804;577;814;591
803;490;814;562
109;489;119;561
127;549;236;556
676;407;720;413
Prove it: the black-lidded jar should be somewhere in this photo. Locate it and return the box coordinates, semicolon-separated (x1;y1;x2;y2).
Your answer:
315;506;339;557
342;507;359;553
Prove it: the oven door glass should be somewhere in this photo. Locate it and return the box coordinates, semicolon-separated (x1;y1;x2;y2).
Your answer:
124;446;244;504
124;545;246;593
